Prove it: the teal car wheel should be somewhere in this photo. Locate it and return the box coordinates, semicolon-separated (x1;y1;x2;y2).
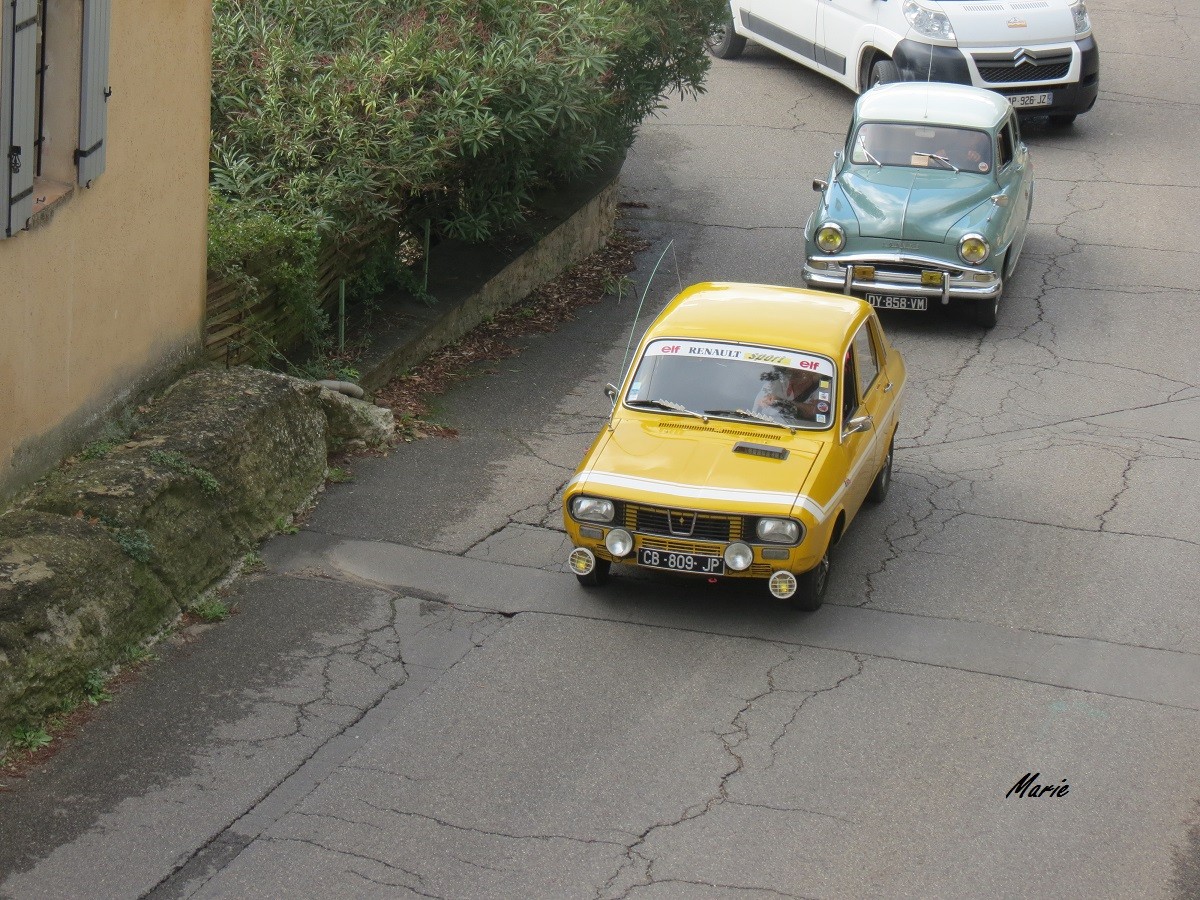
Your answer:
973;294;1000;328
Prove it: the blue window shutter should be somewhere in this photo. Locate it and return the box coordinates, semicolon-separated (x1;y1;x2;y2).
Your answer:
2;0;37;238
77;0;110;186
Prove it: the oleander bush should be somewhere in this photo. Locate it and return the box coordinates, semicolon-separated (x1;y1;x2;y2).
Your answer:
208;0;725;358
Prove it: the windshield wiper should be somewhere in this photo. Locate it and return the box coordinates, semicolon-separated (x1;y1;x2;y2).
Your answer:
855;139;883;168
703;408;795;431
913;152;958;173
626;398;705;420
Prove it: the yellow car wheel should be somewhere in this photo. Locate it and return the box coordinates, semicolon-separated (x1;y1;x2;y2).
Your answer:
867;438;894;504
576;558;611;587
791;549;831;612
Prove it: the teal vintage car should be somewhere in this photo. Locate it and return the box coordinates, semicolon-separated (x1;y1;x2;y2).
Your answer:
803;83;1033;328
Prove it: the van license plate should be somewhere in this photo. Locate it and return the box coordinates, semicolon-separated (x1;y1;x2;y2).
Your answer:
1009;91;1053;109
866;294;928;311
639;549;724;574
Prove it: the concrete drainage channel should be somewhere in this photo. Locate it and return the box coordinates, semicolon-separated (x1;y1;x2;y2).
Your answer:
0;158;622;742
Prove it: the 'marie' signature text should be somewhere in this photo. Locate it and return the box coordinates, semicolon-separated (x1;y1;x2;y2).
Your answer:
1006;772;1069;798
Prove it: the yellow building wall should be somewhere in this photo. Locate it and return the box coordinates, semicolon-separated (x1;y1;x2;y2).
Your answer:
0;2;212;503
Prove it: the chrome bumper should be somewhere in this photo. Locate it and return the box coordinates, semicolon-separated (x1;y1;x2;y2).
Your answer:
804;252;1001;303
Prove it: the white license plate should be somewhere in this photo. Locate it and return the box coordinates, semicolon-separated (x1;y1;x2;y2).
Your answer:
1009;91;1053;109
638;548;724;575
866;294;928;311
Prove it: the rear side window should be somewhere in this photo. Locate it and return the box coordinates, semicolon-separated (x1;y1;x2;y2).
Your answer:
998;122;1015;168
1010;113;1023;147
842;349;859;420
853;324;880;398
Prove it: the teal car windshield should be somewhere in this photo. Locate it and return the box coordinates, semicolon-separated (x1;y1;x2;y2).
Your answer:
625;340;838;430
851;123;994;175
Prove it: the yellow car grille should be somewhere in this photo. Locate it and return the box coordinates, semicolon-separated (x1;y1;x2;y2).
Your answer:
623;503;744;543
637;535;725;555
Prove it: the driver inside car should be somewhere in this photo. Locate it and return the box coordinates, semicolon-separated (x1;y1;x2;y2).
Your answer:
752;367;821;422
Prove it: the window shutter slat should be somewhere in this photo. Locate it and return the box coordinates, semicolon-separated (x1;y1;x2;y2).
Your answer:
77;0;111;186
2;0;37;238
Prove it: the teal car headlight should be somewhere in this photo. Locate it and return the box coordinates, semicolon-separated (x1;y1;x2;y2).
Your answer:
958;233;990;265
571;496;615;524
815;222;845;253
1069;0;1091;35
756;518;802;544
903;0;955;41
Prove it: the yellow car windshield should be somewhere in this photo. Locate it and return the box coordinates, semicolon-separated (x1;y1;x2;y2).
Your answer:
624;340;837;430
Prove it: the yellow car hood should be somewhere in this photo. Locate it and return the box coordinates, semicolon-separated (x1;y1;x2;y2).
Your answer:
575;417;824;516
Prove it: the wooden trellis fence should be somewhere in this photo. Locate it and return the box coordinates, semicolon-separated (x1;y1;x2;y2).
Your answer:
204;242;369;367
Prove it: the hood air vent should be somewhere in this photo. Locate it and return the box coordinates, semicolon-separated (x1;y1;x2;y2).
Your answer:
733;442;789;460
658;422;783;440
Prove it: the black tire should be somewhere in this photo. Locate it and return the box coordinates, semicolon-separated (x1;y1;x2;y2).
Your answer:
973;292;1000;328
866;438;894;504
1048;113;1077;127
575;558;611;587
869;59;899;88
791;549;831;612
707;14;746;60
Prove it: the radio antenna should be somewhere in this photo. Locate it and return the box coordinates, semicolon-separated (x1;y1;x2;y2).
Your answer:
924;43;935;119
618;238;675;384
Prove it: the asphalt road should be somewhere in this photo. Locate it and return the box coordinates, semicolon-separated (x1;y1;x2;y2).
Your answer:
2;2;1198;897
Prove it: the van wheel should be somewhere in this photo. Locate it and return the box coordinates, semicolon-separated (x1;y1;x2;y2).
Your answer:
869;59;899;88
576;559;611;587
707;15;746;60
791;550;831;612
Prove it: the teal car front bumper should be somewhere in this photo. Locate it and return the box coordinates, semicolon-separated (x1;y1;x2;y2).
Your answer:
803;251;1002;304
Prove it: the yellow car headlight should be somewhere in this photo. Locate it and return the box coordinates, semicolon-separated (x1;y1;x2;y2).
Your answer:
958;234;990;265
571;496;615;524
816;223;845;254
756;518;802;544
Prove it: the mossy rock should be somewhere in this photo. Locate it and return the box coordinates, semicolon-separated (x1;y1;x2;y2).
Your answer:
1;365;394;741
25;368;328;599
0;511;175;732
318;387;394;450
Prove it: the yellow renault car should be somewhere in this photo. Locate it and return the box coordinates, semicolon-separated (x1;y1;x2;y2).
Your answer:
563;282;905;610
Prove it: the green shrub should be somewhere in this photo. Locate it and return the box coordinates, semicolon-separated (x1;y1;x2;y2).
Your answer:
208;0;724;355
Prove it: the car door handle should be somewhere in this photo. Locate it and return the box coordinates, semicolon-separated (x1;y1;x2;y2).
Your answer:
883;381;893;393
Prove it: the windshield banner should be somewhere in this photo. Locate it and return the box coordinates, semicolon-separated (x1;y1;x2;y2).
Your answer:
644;340;835;377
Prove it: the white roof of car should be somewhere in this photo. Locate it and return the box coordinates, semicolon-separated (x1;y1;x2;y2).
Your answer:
856;83;1011;129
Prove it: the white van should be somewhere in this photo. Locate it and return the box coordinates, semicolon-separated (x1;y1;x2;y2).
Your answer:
709;0;1099;125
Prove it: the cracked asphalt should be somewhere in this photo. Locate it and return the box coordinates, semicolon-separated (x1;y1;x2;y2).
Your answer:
2;3;1197;897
